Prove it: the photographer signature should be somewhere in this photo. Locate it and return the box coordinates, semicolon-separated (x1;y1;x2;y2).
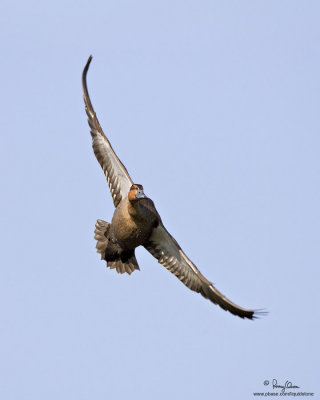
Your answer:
272;379;300;393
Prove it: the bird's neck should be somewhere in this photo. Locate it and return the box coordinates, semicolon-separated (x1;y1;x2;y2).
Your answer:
128;199;150;222
128;199;141;219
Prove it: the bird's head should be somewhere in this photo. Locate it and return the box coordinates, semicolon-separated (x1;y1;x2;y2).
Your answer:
128;184;146;201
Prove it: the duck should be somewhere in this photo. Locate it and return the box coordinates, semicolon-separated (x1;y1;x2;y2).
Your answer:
82;55;262;320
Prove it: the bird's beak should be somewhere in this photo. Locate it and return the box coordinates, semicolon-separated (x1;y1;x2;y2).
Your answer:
135;188;146;199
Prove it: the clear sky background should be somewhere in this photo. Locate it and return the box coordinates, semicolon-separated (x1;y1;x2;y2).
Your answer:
1;1;319;399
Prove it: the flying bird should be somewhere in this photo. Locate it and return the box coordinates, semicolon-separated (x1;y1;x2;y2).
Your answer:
82;56;262;319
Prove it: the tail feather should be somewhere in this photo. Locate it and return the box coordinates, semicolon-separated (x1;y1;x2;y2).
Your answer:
94;219;140;275
108;255;139;275
94;219;110;260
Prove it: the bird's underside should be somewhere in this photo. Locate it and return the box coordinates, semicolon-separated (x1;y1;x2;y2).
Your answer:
82;55;264;320
94;219;140;274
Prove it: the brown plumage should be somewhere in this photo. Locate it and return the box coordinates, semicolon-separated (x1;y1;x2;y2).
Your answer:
82;55;264;320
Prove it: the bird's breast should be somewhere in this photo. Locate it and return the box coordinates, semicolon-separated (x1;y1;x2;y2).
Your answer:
111;198;156;249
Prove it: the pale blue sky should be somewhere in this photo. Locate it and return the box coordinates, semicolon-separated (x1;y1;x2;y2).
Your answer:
1;1;319;399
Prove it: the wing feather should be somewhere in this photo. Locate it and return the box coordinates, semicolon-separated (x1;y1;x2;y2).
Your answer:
145;224;258;319
82;56;133;207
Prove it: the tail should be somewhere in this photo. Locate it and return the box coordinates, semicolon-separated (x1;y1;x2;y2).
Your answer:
94;219;110;260
94;219;140;275
107;256;139;275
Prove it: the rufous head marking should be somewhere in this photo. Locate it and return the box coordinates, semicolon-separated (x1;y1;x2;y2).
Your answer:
128;184;145;201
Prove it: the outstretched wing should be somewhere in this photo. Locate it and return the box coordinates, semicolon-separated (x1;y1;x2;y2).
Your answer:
82;56;133;207
144;224;259;319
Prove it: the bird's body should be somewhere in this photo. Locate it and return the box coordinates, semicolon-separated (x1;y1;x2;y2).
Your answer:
111;197;160;250
82;55;263;319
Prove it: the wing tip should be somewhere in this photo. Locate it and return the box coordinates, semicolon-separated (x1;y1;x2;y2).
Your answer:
85;55;93;72
84;55;93;72
249;309;268;320
82;55;96;118
82;55;93;89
